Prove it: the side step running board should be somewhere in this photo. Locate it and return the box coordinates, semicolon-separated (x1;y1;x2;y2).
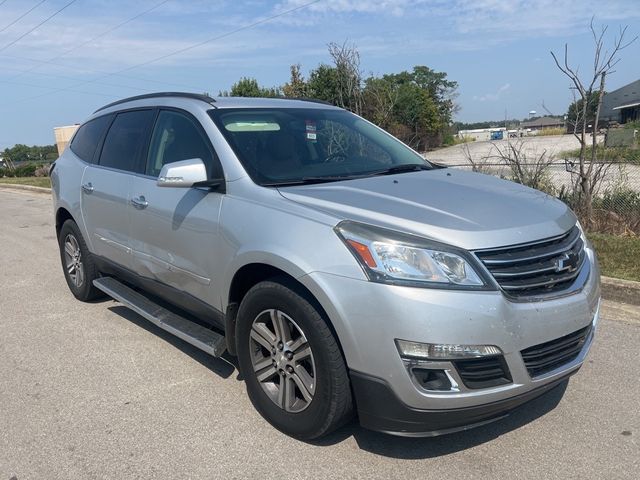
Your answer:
93;277;226;357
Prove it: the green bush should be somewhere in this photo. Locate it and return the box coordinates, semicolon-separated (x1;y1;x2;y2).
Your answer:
14;164;38;177
1;163;41;177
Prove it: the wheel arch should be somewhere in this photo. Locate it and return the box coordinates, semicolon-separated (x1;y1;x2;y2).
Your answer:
225;261;347;363
55;207;75;237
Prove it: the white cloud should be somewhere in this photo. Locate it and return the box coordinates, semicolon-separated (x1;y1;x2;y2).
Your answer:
473;83;511;102
275;0;425;17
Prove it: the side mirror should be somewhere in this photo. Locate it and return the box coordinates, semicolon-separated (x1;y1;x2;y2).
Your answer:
157;158;207;188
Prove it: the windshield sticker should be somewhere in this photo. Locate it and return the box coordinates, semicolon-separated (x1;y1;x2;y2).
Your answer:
305;121;317;141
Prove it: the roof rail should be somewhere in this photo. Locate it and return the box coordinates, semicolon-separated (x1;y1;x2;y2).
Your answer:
283;97;334;106
94;92;216;113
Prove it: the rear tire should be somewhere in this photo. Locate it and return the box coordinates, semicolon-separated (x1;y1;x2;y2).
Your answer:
236;278;353;440
58;219;103;301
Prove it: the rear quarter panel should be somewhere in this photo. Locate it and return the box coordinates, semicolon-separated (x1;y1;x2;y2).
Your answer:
52;151;90;248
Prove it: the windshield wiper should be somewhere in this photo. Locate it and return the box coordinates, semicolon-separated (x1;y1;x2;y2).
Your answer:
370;164;432;176
263;165;432;187
263;175;362;187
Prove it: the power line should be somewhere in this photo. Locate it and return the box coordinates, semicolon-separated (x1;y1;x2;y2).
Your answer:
115;0;322;74
0;0;48;34
0;64;153;92
0;52;207;91
0;1;10;8
0;0;321;108
0;0;78;53
8;0;171;81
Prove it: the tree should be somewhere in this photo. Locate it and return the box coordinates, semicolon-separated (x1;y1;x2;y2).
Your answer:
282;64;309;98
362;66;458;150
327;41;363;115
566;91;600;131
551;19;637;225
220;77;280;97
362;76;399;129
216;44;458;151
307;64;340;104
2;144;57;164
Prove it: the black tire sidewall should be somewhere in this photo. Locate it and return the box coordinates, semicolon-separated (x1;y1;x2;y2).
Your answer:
58;220;100;301
236;280;349;439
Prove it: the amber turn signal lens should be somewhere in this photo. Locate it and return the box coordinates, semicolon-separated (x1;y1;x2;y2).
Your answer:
346;239;377;268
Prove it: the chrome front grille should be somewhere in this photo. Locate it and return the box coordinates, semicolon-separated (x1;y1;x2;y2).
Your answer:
475;226;586;298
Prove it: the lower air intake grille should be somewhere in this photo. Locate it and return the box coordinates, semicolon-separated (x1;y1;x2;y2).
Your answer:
475;226;586;298
453;356;512;389
521;325;592;378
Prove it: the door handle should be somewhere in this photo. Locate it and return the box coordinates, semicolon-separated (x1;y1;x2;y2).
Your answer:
131;195;148;209
81;182;94;193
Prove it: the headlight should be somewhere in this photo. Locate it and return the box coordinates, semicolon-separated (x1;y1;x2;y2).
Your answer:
335;221;493;290
576;220;589;247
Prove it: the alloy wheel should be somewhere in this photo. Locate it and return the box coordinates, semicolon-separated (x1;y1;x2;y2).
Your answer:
249;309;316;413
63;234;84;288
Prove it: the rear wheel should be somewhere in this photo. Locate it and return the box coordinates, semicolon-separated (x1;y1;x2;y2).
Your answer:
236;278;353;439
58;219;103;301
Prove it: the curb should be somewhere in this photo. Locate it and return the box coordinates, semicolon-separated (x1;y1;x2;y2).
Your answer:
0;183;51;194
601;276;640;306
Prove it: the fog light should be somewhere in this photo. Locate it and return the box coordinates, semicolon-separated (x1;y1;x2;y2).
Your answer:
411;368;452;391
396;339;502;360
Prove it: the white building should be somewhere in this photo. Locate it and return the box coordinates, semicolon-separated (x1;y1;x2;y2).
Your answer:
54;125;79;156
457;127;507;142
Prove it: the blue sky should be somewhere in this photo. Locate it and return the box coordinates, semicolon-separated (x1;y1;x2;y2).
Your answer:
0;0;639;149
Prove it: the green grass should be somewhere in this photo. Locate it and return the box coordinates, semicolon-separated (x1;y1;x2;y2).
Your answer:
589;233;640;282
0;176;51;188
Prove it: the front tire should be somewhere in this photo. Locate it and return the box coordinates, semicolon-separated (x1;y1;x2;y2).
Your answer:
58;219;103;301
236;278;353;440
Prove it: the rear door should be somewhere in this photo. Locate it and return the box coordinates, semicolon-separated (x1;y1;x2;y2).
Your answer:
80;109;155;270
129;108;225;309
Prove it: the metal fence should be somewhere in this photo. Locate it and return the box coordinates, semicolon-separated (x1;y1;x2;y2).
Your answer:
444;160;640;234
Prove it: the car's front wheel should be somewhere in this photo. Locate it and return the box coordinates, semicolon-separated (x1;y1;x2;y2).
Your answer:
236;278;353;440
58;219;103;301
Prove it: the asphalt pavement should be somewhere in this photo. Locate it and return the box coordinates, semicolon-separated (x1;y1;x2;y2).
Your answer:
0;188;638;480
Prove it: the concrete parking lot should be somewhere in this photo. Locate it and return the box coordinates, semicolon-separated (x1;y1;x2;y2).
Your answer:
1;188;638;480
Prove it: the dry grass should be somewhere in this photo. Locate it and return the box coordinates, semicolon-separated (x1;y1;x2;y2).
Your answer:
0;177;51;188
537;127;566;136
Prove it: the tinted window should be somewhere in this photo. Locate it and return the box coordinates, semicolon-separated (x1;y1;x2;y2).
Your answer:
208;108;429;186
69;115;112;163
146;110;219;178
99;109;155;173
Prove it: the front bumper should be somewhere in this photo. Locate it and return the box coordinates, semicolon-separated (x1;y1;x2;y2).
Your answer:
300;247;600;433
350;369;575;436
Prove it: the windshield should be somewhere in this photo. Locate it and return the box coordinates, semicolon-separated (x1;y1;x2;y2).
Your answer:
208;108;432;186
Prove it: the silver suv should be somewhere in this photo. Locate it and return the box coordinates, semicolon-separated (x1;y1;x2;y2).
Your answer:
52;93;601;439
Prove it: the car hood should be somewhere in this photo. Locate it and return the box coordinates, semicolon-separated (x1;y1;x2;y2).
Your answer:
277;169;575;250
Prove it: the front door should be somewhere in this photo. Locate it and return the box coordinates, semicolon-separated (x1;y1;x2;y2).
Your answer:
129;109;225;310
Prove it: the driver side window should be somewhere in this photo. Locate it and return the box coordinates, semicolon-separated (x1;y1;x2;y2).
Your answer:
146;110;219;177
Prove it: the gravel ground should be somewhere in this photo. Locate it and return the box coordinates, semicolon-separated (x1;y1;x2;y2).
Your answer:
427;134;589;165
0;189;638;480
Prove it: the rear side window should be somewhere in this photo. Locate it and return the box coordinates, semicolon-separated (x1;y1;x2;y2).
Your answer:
69;115;112;163
98;109;155;173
